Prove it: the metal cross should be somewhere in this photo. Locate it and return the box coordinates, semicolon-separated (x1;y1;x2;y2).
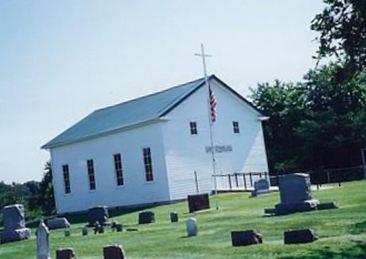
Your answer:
195;44;212;79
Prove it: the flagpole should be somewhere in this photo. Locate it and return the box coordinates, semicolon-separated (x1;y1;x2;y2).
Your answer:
195;44;219;210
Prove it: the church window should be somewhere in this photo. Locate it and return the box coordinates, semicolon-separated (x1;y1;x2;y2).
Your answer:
143;148;154;182
114;154;124;186
62;164;71;194
87;159;96;190
190;121;198;135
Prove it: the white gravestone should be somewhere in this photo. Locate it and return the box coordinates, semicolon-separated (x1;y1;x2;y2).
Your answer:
37;220;50;259
186;218;198;237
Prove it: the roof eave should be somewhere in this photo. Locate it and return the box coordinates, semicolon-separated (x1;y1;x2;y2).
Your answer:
41;117;169;150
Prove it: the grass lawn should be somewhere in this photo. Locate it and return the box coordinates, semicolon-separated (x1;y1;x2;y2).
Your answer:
1;180;366;258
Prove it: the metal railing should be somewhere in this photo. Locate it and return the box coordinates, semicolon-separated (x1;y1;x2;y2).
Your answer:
213;172;269;191
212;165;366;192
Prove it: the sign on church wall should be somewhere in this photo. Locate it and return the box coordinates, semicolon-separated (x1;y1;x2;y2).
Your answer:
205;145;233;153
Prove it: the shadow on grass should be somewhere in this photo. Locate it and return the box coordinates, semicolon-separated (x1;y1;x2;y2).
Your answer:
279;240;366;259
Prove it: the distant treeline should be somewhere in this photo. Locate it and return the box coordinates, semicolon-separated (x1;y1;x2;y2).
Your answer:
0;162;55;223
250;0;366;173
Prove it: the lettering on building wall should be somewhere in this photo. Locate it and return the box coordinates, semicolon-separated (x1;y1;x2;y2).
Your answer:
205;145;233;153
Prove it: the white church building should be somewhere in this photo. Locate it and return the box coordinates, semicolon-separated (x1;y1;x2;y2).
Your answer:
42;75;269;213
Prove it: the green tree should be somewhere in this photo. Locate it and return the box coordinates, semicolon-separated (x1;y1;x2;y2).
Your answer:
311;0;366;72
298;64;366;168
250;80;308;172
38;162;55;215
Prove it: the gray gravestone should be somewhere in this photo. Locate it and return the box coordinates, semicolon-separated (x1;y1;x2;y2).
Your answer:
138;211;155;224
82;226;88;236
186;217;197;237
88;206;109;226
36;220;50;259
111;221;123;232
266;174;319;215
284;229;318;244
231;230;263;246
251;179;271;197
46;218;70;230
0;204;31;243
115;224;123;232
98;224;105;234
56;248;76;259
170;212;178;223
64;228;71;237
103;244;125;259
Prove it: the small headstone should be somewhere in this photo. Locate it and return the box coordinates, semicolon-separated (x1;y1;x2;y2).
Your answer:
98;224;105;234
126;228;138;232
88;206;109;226
251;179;271;197
36;220;50;259
317;202;338;210
186;217;197;237
56;248;76;259
111;221;123;232
187;193;210;213
138;211;155;224
46;217;70;230
115;224;123;232
170;212;178;223
0;204;31;243
64;228;71;237
82;226;88;236
94;223;100;234
231;230;263;246
103;244;125;259
284;228;318;244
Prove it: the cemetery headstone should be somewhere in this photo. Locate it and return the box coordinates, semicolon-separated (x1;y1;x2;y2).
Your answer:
0;204;31;243
231;230;263;246
64;228;71;237
98;224;105;234
170;212;178;223
186;217;198;237
36;220;50;259
103;244;126;259
82;226;88;236
251;179;271;197
284;229;318;244
265;173;319;215
187;193;210;213
88;206;109;226
138;211;155;224
56;248;76;259
94;223;100;235
317;202;338;210
111;221;123;232
115;224;123;232
46;217;70;230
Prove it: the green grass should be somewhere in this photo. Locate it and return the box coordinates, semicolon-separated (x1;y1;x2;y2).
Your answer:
1;181;366;258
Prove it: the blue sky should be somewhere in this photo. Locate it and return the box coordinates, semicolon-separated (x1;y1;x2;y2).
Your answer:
0;1;325;183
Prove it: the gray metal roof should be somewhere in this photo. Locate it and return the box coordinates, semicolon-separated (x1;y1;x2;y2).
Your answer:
42;75;262;149
42;76;207;149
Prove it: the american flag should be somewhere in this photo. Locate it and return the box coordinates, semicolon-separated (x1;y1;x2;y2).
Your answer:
209;83;217;123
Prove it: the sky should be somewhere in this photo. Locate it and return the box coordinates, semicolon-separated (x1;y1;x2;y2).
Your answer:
0;0;325;184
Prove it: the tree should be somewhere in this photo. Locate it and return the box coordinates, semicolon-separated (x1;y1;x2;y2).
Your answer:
38;162;55;215
311;0;366;72
250;80;309;172
298;64;366;168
